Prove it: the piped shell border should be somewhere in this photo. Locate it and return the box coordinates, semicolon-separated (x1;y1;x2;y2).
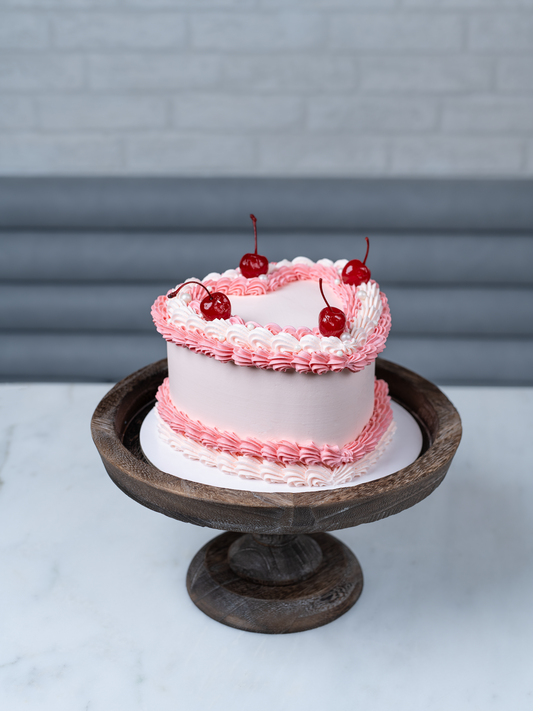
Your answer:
151;257;391;374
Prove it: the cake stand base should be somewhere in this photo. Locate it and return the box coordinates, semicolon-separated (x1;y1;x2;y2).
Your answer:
187;532;362;634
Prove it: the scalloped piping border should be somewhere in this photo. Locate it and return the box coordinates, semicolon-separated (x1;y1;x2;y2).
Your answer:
156;412;396;488
156;376;394;469
151;259;391;374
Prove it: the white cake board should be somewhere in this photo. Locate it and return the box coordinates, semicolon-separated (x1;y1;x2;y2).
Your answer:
139;401;423;494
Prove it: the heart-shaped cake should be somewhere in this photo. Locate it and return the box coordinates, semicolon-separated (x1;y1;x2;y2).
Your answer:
151;257;394;487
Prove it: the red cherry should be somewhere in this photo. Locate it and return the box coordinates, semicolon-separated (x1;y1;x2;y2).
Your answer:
240;214;268;278
167;281;231;321
342;237;371;286
200;291;231;321
318;278;346;338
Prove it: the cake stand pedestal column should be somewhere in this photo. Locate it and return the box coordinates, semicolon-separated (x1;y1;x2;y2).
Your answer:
188;532;362;634
91;358;461;635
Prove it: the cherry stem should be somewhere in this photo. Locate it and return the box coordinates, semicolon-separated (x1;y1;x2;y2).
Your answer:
250;213;258;254
319;278;331;309
363;236;370;266
168;280;212;300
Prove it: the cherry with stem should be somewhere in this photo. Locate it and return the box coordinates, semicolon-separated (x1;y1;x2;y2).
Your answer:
342;237;371;286
168;281;231;321
240;214;268;278
318;278;346;338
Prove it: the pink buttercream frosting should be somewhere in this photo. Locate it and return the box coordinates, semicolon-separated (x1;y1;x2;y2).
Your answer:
151;258;391;374
156;376;393;468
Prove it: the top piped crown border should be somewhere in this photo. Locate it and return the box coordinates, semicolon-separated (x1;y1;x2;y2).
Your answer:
152;257;391;374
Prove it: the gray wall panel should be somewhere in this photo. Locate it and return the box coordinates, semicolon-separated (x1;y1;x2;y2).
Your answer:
0;283;168;332
382;287;533;337
0;333;166;383
1;178;532;231
384;337;533;386
2;232;533;285
1;178;532;383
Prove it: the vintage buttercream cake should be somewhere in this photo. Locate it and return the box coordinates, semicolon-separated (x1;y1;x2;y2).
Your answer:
151;221;394;488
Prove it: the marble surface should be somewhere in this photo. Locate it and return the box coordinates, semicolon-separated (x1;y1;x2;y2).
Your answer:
0;383;532;711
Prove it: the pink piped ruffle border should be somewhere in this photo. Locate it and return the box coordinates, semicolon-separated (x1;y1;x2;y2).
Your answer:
151;262;391;374
156;376;394;469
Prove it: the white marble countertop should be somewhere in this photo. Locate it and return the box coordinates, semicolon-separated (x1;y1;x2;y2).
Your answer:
1;382;532;711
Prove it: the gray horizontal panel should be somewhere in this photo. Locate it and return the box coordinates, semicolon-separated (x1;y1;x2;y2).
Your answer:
0;284;168;332
2;232;533;286
384;336;533;385
384;287;533;337
1;178;532;231
1;283;533;337
0;332;166;382
1;332;531;384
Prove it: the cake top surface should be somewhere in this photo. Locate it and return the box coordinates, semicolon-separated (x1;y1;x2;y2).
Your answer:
152;256;391;374
228;279;342;329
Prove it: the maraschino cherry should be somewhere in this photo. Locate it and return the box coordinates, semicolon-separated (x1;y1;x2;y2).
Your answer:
342;237;371;286
167;281;231;321
318;278;346;338
240;214;268;278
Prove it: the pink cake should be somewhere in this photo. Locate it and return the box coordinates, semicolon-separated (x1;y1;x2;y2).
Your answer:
151;257;394;487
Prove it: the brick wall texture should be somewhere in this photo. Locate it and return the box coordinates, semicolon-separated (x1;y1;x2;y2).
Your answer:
0;0;532;177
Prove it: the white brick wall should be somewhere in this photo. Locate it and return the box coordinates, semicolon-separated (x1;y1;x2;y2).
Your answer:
0;1;532;176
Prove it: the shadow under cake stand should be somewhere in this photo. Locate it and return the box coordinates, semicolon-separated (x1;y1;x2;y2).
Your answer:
91;358;461;634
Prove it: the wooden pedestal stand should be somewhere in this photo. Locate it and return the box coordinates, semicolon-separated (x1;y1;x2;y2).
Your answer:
91;358;461;634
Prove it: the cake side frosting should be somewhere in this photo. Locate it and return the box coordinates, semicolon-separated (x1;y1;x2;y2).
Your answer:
166;343;376;447
155;378;396;487
151;257;391;374
157;375;392;467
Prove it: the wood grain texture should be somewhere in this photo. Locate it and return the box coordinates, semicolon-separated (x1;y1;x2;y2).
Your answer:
91;356;461;633
186;532;363;634
91;357;462;535
228;534;323;586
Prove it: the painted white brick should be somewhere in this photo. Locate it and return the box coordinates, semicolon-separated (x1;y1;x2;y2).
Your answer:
469;13;533;52
2;0;122;5
442;99;533;133
125;134;254;173
0;13;49;50
403;0;533;7
359;57;492;93
308;97;437;132
0;55;84;91
0;3;531;178
52;13;186;50
258;135;387;174
526;139;533;174
391;137;525;175
264;0;397;6
191;12;324;50
0;97;34;130
126;0;256;6
0;135;123;174
173;95;302;131
37;97;168;131
497;58;533;93
329;13;463;52
88;55;219;91
222;55;357;93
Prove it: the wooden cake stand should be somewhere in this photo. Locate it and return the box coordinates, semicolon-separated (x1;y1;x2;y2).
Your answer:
91;358;461;634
